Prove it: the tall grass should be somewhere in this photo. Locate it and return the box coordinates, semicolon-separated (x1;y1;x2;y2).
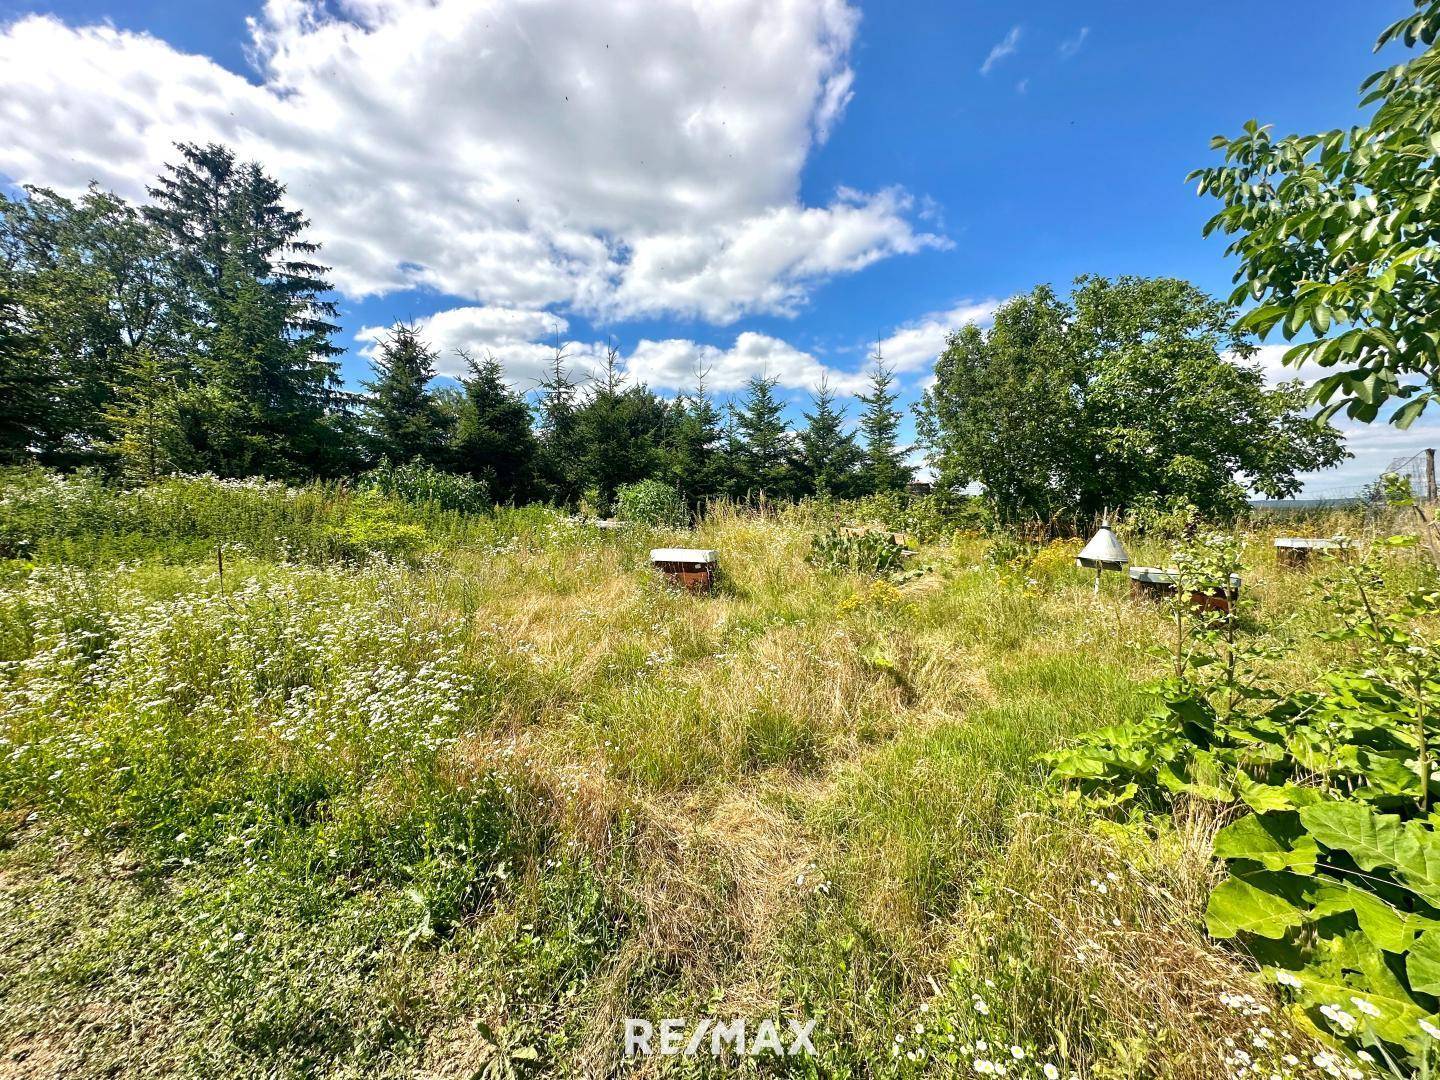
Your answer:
0;472;1405;1077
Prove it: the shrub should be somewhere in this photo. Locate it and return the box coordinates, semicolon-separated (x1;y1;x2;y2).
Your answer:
357;460;489;514
613;479;686;527
1044;534;1440;1071
807;527;911;578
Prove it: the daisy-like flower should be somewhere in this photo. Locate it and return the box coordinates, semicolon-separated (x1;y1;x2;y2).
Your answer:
1043;1065;1060;1080
1274;970;1302;989
1349;996;1381;1019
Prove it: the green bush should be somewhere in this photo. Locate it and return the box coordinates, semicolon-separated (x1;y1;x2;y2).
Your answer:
807;527;911;578
356;460;489;514
613;479;686;527
1044;534;1440;1071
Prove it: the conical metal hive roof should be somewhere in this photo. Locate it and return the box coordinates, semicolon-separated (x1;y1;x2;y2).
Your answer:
1076;524;1130;570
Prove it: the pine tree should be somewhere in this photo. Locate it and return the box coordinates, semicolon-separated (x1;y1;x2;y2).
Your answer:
799;377;861;498
663;372;727;505
857;351;912;495
453;351;539;505
535;338;585;504
733;374;798;500
145;143;344;478
573;341;669;509
362;322;451;466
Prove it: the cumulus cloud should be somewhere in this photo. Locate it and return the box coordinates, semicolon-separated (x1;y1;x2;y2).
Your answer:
624;331;868;395
876;299;999;374
0;0;942;322
364;297;998;397
357;305;570;385
980;25;1022;76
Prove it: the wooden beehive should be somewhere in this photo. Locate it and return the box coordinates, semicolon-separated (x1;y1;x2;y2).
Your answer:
1275;537;1348;568
1129;566;1241;613
650;548;718;593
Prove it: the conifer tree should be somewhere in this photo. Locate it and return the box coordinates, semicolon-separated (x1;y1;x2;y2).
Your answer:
362;322;451;466
799;377;861;498
663;371;728;505
535;338;585;504
733;374;798;500
857;350;912;494
145;143;343;478
453;351;539;504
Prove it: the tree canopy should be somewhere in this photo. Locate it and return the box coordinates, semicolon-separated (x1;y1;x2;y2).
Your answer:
1191;0;1440;429
918;275;1350;523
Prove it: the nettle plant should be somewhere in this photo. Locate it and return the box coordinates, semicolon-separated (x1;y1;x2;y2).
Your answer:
808;527;913;580
1045;533;1440;1073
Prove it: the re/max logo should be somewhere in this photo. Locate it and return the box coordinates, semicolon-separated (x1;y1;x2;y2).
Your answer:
623;1018;817;1057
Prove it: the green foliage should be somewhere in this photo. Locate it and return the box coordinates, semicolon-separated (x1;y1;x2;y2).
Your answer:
799;377;862;499
1192;1;1440;429
918;276;1349;524
1045;537;1440;1070
361;322;452;467
732;374;800;500
613;477;686;527
807;527;912;578
452;351;540;505
357;459;489;514
857;359;913;495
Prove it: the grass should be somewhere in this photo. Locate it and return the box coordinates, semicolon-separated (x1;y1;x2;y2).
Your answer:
0;471;1415;1078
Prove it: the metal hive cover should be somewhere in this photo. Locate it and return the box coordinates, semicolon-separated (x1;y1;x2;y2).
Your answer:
1076;525;1130;570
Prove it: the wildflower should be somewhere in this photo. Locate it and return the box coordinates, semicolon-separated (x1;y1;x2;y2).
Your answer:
1009;1045;1025;1060
973;1061;995;1075
973;998;990;1015
1044;1066;1060;1080
1349;996;1381;1018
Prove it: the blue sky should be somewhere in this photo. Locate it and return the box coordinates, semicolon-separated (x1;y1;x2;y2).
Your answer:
1;0;1435;494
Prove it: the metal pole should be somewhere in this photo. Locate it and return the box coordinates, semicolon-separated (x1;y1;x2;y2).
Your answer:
1427;448;1438;504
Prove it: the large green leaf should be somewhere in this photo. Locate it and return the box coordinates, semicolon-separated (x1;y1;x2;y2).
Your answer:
1213;813;1318;874
1206;873;1308;939
1299;802;1440;907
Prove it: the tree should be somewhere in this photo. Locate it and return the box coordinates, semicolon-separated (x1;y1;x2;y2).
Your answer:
662;372;729;506
0;277;50;464
918;276;1349;523
452;351;539;504
798;377;861;498
856;351;912;495
0;185;175;465
1191;1;1440;429
145;142;345;477
572;341;670;509
104;346;192;481
732;374;799;499
919;284;1080;522
534;338;585;504
362;322;451;466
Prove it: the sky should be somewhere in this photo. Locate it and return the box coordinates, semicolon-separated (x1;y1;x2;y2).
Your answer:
0;0;1436;495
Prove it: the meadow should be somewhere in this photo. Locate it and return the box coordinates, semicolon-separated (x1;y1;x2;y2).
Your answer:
0;469;1424;1079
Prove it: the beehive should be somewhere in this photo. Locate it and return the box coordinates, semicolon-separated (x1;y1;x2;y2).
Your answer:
1129;566;1242;613
1275;537;1348;568
650;548;718;593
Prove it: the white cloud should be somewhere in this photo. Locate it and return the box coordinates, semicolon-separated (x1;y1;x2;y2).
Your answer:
0;0;942;323
1058;27;1089;59
876;299;999;374
369;297;999;397
624;331;868;395
980;25;1022;76
357;305;569;384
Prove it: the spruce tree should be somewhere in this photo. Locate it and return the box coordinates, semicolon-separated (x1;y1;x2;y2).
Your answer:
663;373;727;505
145;143;344;478
733;374;798;500
573;341;669;509
362;322;450;466
535;339;585;504
857;353;912;495
799;377;861;498
453;351;539;504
